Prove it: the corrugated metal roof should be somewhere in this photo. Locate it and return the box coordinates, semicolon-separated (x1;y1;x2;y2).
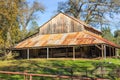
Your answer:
14;31;119;49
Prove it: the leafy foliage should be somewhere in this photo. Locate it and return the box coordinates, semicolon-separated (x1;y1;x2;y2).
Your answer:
114;30;120;55
101;27;120;56
101;26;115;42
0;0;45;60
57;0;120;27
18;0;45;39
0;0;20;48
26;20;39;37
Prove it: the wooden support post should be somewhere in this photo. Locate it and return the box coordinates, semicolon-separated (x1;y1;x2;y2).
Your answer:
101;45;104;58
47;48;49;59
117;48;119;57
30;75;32;80
27;49;29;60
95;45;102;50
104;45;106;59
24;70;27;80
73;47;75;60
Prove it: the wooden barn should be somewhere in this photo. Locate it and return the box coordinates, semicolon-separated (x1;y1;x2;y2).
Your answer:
13;13;120;59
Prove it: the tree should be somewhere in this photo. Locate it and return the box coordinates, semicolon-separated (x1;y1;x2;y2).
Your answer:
0;0;45;60
0;0;21;48
18;0;45;39
114;30;120;45
26;20;39;37
0;0;22;60
114;30;120;38
57;0;120;28
0;0;45;48
114;30;120;56
101;26;115;42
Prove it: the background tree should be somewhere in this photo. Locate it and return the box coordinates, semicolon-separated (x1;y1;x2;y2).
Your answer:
101;26;115;42
0;0;45;47
0;0;45;60
26;20;39;37
0;0;21;60
0;0;21;48
114;30;120;45
114;30;120;56
57;0;120;28
18;0;45;39
114;30;120;38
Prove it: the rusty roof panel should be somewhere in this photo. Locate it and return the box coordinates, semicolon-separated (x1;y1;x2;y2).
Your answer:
15;31;119;49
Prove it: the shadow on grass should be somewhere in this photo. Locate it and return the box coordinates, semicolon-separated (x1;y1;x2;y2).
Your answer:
0;60;93;80
0;59;119;80
91;61;120;80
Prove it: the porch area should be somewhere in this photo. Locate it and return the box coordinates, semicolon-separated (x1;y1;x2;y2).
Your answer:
14;44;116;59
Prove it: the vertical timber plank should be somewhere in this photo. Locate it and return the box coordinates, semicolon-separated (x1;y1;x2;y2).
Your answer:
73;47;75;60
27;49;29;60
47;48;49;59
102;45;104;58
104;45;106;59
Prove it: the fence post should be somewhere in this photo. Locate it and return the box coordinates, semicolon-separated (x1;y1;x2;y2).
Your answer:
29;75;32;80
24;70;28;80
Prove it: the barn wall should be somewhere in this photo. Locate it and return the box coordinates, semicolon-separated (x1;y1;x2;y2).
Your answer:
39;13;84;34
29;49;39;58
19;50;27;59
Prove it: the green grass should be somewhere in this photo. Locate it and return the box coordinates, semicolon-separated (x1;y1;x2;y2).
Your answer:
0;58;119;80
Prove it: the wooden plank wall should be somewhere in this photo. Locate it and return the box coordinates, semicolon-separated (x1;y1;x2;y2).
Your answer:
39;13;84;34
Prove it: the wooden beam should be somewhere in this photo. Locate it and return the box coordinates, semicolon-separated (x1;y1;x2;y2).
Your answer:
101;45;104;58
47;48;49;59
95;45;101;50
104;45;106;59
73;47;75;60
0;70;81;79
27;49;29;60
116;48;119;57
30;75;32;80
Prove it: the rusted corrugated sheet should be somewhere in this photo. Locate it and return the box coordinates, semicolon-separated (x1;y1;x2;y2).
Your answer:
15;31;119;49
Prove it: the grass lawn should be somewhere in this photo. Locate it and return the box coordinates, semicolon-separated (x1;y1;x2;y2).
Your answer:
0;58;119;80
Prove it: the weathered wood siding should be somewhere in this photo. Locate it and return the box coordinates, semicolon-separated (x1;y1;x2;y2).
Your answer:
39;13;84;34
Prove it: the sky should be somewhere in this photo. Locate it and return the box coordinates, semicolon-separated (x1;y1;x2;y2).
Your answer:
28;0;66;27
27;0;120;33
